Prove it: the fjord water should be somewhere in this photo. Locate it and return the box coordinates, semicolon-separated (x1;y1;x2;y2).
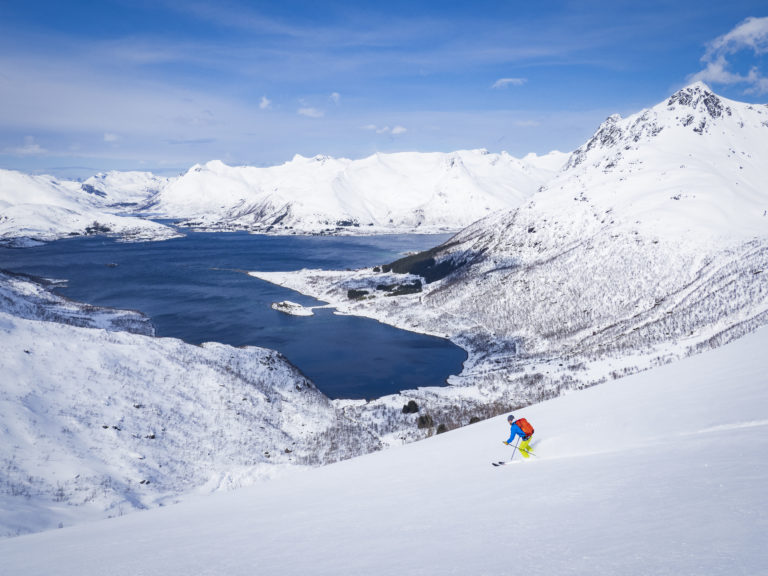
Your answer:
0;232;465;399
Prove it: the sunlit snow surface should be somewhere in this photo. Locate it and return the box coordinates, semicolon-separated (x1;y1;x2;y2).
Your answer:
1;324;766;575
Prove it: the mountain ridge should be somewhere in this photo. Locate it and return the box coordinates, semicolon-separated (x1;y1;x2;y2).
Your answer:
148;149;568;234
1;149;567;243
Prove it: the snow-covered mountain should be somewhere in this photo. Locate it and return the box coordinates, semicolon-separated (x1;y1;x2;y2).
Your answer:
553;80;767;240
2;322;766;575
145;149;567;234
1;150;565;243
80;170;169;213
252;82;768;411
0;169;177;245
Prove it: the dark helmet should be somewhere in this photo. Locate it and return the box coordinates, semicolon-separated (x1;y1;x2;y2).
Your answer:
507;414;515;423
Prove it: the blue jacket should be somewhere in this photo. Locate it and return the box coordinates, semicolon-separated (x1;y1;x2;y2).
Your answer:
507;422;528;443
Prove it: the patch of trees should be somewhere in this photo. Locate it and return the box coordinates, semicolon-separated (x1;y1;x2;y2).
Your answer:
380;241;469;283
85;221;112;234
347;289;369;300
377;279;422;296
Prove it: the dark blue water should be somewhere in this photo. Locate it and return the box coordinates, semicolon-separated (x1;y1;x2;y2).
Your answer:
0;232;466;399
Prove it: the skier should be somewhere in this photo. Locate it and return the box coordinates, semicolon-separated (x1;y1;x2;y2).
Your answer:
504;414;534;458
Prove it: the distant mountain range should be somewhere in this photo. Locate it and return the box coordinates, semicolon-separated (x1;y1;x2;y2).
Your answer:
0;149;567;244
147;150;567;234
0;169;176;246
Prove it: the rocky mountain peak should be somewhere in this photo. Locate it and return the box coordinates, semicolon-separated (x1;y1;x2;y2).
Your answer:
666;81;732;120
565;83;746;170
565;112;631;170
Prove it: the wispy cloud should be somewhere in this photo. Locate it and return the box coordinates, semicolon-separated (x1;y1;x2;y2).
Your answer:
167;1;306;39
362;124;406;135
514;120;540;128
690;17;768;94
4;0;761;174
6;136;47;156
491;77;527;89
298;107;324;118
165;137;217;146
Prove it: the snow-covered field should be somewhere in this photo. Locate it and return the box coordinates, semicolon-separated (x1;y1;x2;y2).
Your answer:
1;323;766;575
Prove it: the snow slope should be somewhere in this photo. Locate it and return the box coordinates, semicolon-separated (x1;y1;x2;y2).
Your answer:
553;80;768;240
0;270;153;335
147;149;567;234
0;169;177;244
1;323;766;575
0;273;351;538
80;170;169;213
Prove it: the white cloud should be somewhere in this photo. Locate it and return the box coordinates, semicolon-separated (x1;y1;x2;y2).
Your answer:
330;92;341;104
362;124;407;135
259;96;272;110
691;17;768;94
492;77;527;89
298;107;324;118
706;16;768;57
103;132;119;142
6;136;47;156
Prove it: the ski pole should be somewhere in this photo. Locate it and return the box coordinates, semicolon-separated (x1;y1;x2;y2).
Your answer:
510;437;520;462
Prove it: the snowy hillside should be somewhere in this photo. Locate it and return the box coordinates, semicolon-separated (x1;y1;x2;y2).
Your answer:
146;149;567;234
0;272;354;537
251;82;768;418
2;323;766;575
0;169;177;245
80;170;169;213
0;270;455;537
0;270;153;335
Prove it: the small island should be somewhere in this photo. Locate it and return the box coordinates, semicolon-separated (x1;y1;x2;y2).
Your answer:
270;300;315;316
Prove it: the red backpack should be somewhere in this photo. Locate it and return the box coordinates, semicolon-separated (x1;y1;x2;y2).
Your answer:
516;418;534;439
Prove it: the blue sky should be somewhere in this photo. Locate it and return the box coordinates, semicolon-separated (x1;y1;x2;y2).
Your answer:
0;1;766;177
